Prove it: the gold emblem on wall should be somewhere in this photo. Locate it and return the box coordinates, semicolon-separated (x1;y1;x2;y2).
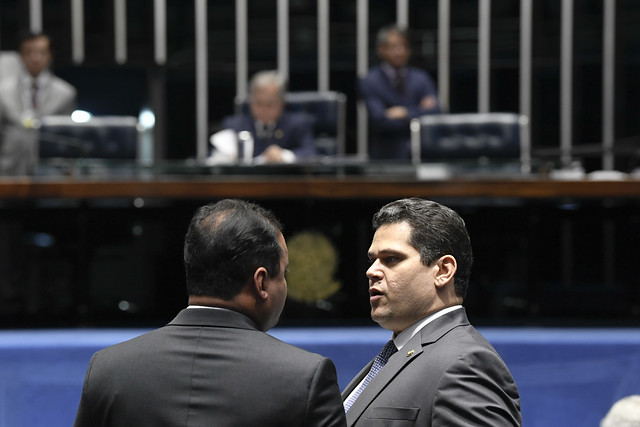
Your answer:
286;231;341;303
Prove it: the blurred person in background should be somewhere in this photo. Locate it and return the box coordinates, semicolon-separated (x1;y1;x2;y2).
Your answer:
601;395;640;427
212;70;316;164
0;30;76;175
360;24;440;160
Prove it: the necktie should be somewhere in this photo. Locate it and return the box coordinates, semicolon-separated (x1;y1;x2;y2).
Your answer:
393;68;405;94
31;80;38;110
344;340;397;412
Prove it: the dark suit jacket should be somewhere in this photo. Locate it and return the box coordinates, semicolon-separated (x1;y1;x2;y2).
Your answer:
341;308;521;426
359;65;440;160
221;111;316;160
74;308;347;427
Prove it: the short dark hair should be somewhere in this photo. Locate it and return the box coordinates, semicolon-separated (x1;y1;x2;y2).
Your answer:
376;23;409;47
183;199;284;300
372;198;473;299
18;30;51;49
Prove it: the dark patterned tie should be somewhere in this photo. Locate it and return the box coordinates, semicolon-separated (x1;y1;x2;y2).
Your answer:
31;80;38;110
393;68;405;94
344;340;397;412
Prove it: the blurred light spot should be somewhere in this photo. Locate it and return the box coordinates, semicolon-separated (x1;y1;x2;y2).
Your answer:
139;108;155;129
71;110;92;123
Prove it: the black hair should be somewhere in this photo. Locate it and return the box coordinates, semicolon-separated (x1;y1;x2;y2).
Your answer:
372;198;473;299
183;199;284;300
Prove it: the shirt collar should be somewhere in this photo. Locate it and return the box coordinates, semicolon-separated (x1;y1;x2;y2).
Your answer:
393;305;463;350
381;62;406;79
22;69;51;87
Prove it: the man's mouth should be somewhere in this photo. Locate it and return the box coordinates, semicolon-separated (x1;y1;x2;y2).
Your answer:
369;288;383;301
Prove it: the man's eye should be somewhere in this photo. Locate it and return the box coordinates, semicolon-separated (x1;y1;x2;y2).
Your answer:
384;257;399;264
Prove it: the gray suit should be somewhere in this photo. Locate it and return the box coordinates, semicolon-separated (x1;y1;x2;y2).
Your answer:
342;309;521;426
0;69;76;175
74;308;347;427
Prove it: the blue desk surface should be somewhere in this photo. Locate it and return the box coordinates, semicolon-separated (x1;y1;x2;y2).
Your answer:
1;327;639;427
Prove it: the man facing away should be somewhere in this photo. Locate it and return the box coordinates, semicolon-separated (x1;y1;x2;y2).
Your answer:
360;24;440;160
73;199;346;427
218;70;316;164
342;198;521;426
0;31;76;175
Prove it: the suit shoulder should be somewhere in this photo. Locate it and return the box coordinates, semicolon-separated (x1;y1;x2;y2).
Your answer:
263;332;326;360
50;75;77;97
279;111;313;128
0;75;18;92
222;113;250;130
361;66;384;84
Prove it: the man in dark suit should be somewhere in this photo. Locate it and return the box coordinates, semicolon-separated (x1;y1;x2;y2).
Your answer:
219;70;316;164
342;198;521;426
360;24;440;160
73;199;347;427
0;31;76;175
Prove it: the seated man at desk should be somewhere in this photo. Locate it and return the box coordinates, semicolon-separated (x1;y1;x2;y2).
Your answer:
214;70;316;164
360;24;440;160
0;30;77;175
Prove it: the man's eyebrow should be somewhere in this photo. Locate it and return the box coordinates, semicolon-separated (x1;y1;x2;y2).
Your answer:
368;249;405;258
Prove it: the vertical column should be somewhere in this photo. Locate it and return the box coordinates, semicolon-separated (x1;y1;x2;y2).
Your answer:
30;0;42;33
520;0;532;173
478;0;491;113
195;0;208;160
236;0;248;98
318;0;330;91
114;0;127;64
154;0;167;65
438;0;450;112
277;0;289;83
71;0;85;64
397;0;409;29
151;0;167;159
602;0;616;171
560;0;573;167
356;0;369;157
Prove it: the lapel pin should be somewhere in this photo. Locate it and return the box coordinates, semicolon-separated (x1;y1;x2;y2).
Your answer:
407;350;415;357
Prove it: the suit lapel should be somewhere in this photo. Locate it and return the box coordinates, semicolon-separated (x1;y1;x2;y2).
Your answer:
344;308;471;426
341;360;373;399
345;339;423;425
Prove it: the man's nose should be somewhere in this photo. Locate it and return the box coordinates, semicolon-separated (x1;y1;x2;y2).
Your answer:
366;260;382;279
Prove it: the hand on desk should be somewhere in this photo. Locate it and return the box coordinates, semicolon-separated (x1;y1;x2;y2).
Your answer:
385;106;408;120
255;144;296;164
420;95;438;110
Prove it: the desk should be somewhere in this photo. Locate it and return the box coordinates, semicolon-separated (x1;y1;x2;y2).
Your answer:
1;176;640;200
0;327;638;427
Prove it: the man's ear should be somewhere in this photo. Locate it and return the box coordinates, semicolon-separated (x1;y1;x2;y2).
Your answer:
434;255;457;288
253;267;269;301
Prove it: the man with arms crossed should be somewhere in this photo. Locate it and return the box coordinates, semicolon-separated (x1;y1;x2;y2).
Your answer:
74;199;346;426
342;198;521;426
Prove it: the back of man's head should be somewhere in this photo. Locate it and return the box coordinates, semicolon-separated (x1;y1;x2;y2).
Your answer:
372;197;473;299
601;395;640;427
183;199;283;299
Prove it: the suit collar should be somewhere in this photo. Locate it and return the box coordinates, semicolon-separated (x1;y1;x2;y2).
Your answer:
169;307;261;331
416;306;470;346
344;308;471;426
